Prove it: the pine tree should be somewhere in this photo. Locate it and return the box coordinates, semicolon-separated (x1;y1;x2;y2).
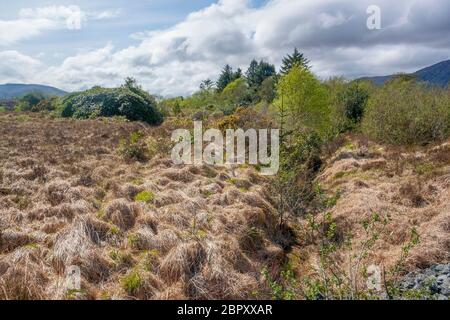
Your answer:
280;48;310;75
246;60;260;88
246;60;276;89
200;79;214;91
216;65;242;92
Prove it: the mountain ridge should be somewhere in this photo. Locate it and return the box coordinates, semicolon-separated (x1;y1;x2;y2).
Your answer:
359;60;450;86
0;83;67;99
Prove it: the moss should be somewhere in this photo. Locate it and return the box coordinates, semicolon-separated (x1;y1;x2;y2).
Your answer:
134;190;155;204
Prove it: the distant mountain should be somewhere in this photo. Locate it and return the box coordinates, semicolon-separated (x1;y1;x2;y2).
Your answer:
359;60;450;87
0;83;67;99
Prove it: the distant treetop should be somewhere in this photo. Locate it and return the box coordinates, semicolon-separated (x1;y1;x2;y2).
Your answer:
280;48;310;75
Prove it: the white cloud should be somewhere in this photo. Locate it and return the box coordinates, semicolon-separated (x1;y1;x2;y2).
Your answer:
0;5;120;46
93;9;122;20
0;51;42;83
2;0;450;96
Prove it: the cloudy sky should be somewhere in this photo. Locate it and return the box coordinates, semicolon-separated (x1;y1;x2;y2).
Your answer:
0;0;449;96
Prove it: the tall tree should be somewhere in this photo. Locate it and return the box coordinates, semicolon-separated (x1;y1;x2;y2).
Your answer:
280;48;310;75
275;65;330;135
246;59;276;89
200;79;214;91
216;65;242;92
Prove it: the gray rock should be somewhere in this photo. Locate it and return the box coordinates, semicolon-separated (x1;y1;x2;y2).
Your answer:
400;264;450;299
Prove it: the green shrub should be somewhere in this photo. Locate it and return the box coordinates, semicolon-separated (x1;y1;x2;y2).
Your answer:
338;81;370;124
58;80;163;125
31;98;57;112
362;79;450;145
14;92;47;112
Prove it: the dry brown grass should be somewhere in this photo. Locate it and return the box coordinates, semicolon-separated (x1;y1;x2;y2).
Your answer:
2;113;446;300
292;136;450;280
0;112;286;300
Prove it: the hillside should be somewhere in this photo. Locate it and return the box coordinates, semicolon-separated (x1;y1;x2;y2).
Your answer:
0;84;67;99
360;60;450;86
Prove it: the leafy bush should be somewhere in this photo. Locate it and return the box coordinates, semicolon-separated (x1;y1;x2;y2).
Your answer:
58;80;163;125
362;78;450;145
14;92;46;112
271;130;323;223
220;78;252;108
338;81;370;124
31;98;57;112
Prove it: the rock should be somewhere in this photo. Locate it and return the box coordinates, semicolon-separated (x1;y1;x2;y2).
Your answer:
400;264;450;298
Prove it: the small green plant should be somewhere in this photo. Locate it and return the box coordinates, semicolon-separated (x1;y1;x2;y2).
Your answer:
134;190;154;204
66;289;85;300
121;271;142;295
109;249;133;266
107;225;121;236
262;264;297;300
384;227;421;299
139;250;160;272
297;211;425;300
298;212;388;299
127;234;140;248
118;131;148;161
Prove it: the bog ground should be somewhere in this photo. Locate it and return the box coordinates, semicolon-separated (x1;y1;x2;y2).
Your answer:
0;112;449;299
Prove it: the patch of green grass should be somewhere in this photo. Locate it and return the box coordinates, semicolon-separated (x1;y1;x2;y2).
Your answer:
139;250;160;272
202;190;213;198
343;142;356;150
108;225;120;236
127;233;140;248
66;289;85;300
16;114;31;122
96;209;106;219
333;169;358;180
121;271;142;295
25;243;39;249
414;163;436;176
134;190;154;203
109;249;133;266
99;292;111;300
131;178;144;186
